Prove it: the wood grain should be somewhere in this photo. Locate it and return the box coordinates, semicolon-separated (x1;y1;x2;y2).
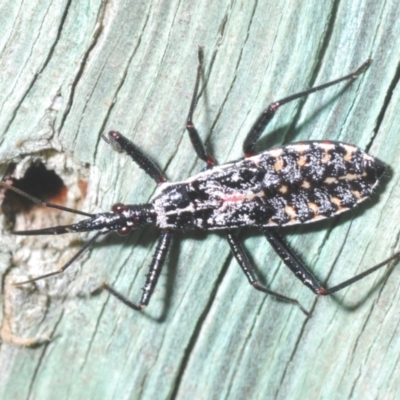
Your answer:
1;1;400;399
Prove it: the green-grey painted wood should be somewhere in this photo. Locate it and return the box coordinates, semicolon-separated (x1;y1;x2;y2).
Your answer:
1;0;400;399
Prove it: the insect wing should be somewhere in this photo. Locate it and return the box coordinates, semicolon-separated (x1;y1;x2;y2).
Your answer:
152;141;385;230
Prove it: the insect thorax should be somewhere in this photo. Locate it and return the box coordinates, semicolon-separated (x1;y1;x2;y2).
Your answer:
151;141;385;231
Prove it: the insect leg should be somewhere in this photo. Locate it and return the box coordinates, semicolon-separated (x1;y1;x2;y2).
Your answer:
102;230;172;310
315;252;400;295
226;230;309;315
14;232;102;286
262;227;400;296
102;131;166;184
262;228;323;293
243;59;372;156
186;47;216;166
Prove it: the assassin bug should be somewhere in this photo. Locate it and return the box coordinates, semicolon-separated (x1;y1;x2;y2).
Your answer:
1;49;399;316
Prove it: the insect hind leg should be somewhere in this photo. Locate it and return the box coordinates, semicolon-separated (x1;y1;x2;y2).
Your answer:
317;251;400;296
262;227;400;298
263;228;323;294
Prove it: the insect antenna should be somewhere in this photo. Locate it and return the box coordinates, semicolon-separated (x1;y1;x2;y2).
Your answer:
0;180;102;286
12;225;80;236
13;232;102;286
0;181;94;217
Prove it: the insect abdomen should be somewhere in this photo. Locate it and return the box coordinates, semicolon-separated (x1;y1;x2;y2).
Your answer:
152;141;386;230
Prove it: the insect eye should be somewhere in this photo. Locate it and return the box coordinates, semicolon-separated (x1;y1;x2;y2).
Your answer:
112;203;127;214
117;226;132;236
109;131;120;140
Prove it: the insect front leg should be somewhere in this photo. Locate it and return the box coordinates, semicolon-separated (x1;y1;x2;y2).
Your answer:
242;59;372;156
102;131;166;184
102;230;172;310
226;230;309;315
186;47;216;166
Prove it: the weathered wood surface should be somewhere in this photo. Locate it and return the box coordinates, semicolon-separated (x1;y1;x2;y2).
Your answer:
1;1;400;399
